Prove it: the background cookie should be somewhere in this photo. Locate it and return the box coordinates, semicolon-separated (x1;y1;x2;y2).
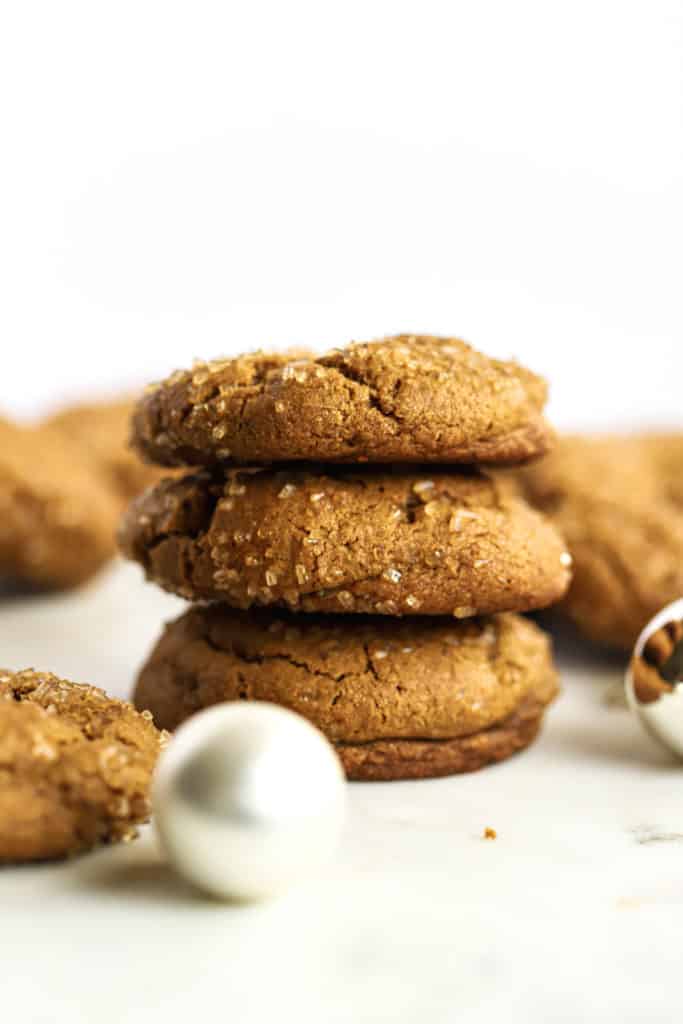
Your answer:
131;335;554;467
0;419;121;589
46;399;170;505
120;466;572;617
517;433;683;649
133;607;558;780
0;668;168;862
0;399;176;592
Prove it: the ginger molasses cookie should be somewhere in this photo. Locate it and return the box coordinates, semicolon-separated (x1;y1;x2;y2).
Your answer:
517;433;683;650
134;607;559;781
0;668;168;862
131;336;554;468
0;419;121;590
46;399;170;505
640;433;683;506
120;466;572;617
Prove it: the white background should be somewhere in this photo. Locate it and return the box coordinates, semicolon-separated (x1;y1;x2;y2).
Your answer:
1;0;682;430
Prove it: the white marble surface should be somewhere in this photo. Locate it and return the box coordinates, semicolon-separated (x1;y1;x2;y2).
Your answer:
0;563;681;1024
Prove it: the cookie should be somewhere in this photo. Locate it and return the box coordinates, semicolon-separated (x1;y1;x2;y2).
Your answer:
0;419;121;589
46;399;169;505
640;433;683;506
516;433;683;650
119;466;572;617
131;336;553;468
338;691;551;780
133;606;559;780
0;668;168;862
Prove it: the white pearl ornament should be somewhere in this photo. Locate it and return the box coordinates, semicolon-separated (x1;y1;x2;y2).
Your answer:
625;598;683;759
153;702;347;901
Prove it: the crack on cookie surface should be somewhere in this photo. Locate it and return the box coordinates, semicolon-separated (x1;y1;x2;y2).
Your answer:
130;336;553;467
120;468;571;617
133;607;559;753
0;668;166;863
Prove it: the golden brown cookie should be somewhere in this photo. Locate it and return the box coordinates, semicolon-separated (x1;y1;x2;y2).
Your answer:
338;691;551;781
134;606;559;780
516;433;683;650
640;433;683;506
0;419;121;589
46;399;169;505
131;336;554;468
119;466;571;617
0;668;168;862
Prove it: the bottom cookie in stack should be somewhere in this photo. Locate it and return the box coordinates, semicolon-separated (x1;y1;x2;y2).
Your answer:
133;607;559;781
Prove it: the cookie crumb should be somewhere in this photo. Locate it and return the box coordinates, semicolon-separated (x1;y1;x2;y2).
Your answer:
483;827;497;840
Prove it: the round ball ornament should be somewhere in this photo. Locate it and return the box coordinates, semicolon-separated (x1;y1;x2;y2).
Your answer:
152;702;347;901
626;598;683;759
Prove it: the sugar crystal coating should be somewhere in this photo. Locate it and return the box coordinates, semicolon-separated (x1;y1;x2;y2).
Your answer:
119;466;571;617
130;335;553;468
0;668;167;863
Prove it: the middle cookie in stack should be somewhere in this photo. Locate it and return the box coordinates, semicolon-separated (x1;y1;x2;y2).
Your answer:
121;335;571;780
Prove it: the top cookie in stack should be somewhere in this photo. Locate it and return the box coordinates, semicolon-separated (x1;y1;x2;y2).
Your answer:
122;335;571;781
131;335;553;467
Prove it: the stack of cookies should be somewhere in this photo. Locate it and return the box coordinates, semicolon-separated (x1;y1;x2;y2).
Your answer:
121;335;572;780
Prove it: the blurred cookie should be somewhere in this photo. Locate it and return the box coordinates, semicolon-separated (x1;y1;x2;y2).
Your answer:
120;466;571;617
0;668;167;862
134;606;559;781
131;336;554;468
0;419;120;589
517;433;683;649
46;399;168;504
